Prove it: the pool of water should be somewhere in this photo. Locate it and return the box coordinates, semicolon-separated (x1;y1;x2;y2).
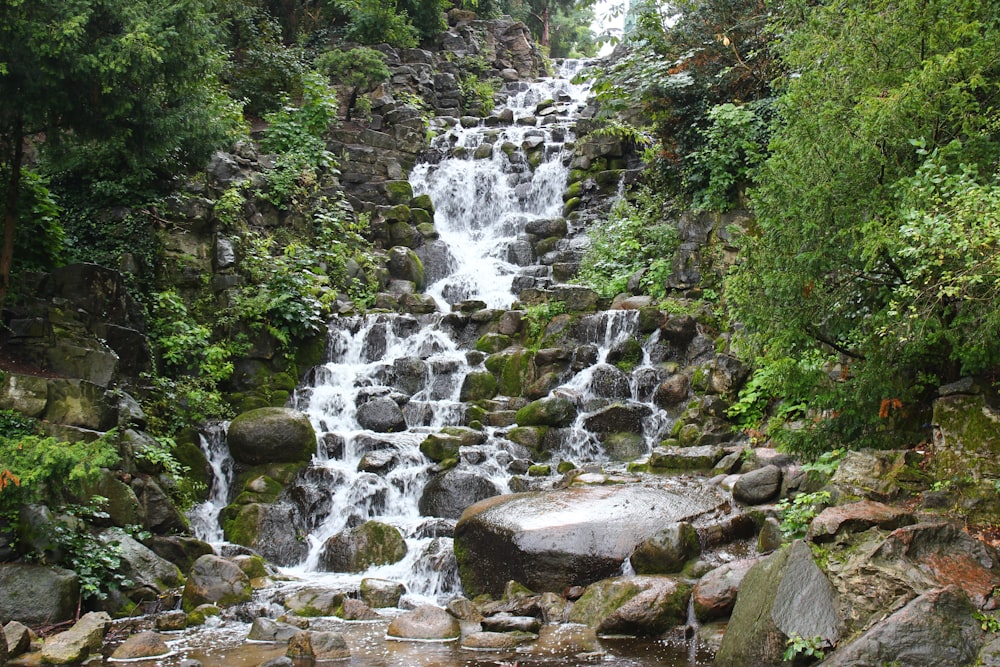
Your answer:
113;616;716;667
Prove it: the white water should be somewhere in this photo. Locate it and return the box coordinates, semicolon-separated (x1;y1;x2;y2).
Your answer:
411;60;595;309
188;421;233;544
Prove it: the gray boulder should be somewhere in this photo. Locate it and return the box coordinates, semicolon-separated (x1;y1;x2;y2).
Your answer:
247;618;301;642
227;407;316;465
515;395;578;427
99;528;183;597
318;521;407;572
283;588;346;617
732;464;782;504
0;563;79;626
823;586;981;666
4;621;30;658
386;605;460;641
419;468;501;519
356;397;406;433
692;558;758;621
131;474;188;533
715;541;841;666
182;555;251;609
361;578;406;608
39;611;110;665
454;484;726;596
588;364;631;400
583;403;652;435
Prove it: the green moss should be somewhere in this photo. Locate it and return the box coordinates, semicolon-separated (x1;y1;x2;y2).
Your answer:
410;208;432;226
476;333;512;354
385;181;414;205
528;464;550;476
409;193;434;212
557;460;576;474
498;349;534;396
459;370;498;401
222;503;262;547
563;197;581;217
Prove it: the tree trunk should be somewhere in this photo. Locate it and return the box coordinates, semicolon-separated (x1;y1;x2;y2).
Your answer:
0;119;23;315
541;5;550;47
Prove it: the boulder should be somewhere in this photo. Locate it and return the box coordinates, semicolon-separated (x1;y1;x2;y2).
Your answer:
99;528;183;596
283;588;346;617
732;464;782;504
43;379;116;429
247;618;301;642
356;397;407;433
649;444;725;471
419;468;501;519
222;501;308;567
318;521;407;572
131;475;189;533
828;449;927;502
715;541;841;666
0;564;79;626
454;484;727;596
583;403;651;435
227;407;316;465
629;521;701;574
587;364;631;400
567;575;691;636
461;631;536;649
823;586;981;666
110;631;171;660
144;535;214;574
361;578;406;608
338;598;380;621
154;610;188;632
515;395;577;427
310;631;351;660
692;558;758;621
182;555;252;610
39;612;110;665
386;246;426;290
386;605;460;641
652;374;690;408
481;613;542;633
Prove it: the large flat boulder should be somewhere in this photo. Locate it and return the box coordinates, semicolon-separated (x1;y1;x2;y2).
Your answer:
454;483;726;597
0;564;79;627
227;407;316;465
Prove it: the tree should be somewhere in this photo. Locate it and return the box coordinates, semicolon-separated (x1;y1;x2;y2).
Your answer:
726;0;1000;454
316;47;392;121
0;0;242;311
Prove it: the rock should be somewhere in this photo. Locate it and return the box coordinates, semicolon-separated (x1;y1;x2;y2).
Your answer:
40;612;110;665
154;610;188;631
356;396;407;433
0;625;6;665
0;373;47;417
454;484;727;597
311;631;350;660
732;464;782;504
318;521;407;572
386;246;426;290
822;586;981;666
715;541;841;666
583;403;651;435
337;598;379;621
692;559;758;621
931;393;1000;522
481;613;542;633
386;605;460;641
807;500;915;542
706;354;748;395
871;521;1000;607
4;621;31;658
222;501;308;566
515;395;577;427
227;407;316;465
284;588;346;617
568;575;691;636
419;468;501;519
652;375;690;408
649;444;725;471
110;631;171;660
659;315;698;345
587;364;631;400
0;564;79;626
828;449;927;502
260;658;293;667
44;379;116;429
99;528;183;595
459;370;498;401
131;475;189;533
286;631;313;659
144;535;214;575
757;516;784;553
248;617;301;642
361;578;406;608
182;555;252;610
462;630;538;649
629;521;701;574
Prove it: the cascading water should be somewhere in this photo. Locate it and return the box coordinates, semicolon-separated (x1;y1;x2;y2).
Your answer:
196;61;680;606
188;421;234;544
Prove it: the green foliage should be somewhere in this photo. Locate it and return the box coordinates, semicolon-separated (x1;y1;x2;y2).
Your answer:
783;633;826;662
0;433;120;515
524;301;567;340
975;611;1000;633
776;490;831;539
686;102;768;212
576;186;679;299
726;0;1000;455
333;0;419;48
9;169;63;275
61;204;162;294
726;353;824;433
459;74;501;115
316;47;391;120
261;70;340;206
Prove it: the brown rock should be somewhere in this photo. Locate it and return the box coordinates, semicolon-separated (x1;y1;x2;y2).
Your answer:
808;500;915;542
110;631;171;660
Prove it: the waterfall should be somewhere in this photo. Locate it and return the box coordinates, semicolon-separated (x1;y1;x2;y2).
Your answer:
188;421;234;544
196;60;678;605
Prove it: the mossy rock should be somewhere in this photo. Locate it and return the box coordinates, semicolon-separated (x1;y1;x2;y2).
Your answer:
602;432;647;462
484;351;510;375
515;395;577;427
506;426;549;453
534;236;561;256
409;193;434;212
411;208;433;226
387;220;420;248
385;180;414;204
420;433;463;463
318;521;408;573
460;370;498;401
186;604;220;626
221;503;264;547
476;333;513;354
607;339;643;372
528;464;550;476
295;334;326;370
562;197;581;217
498;349;535;396
227;407;316;465
557;460;576;474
